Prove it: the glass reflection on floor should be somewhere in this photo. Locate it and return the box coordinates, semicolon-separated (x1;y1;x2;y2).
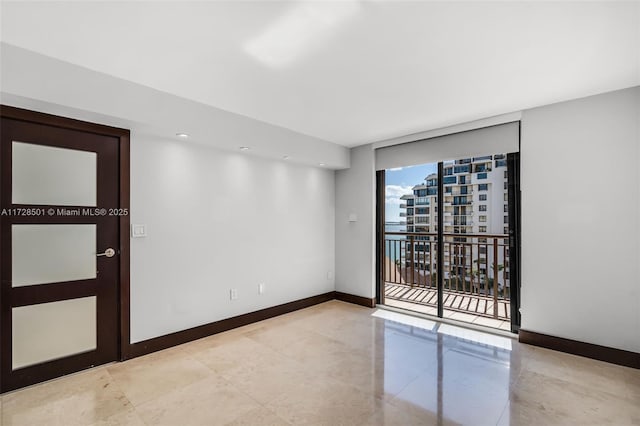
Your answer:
373;309;516;425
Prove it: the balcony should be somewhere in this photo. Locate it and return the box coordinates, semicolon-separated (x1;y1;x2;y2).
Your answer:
444;219;474;226
383;231;510;329
399;203;407;209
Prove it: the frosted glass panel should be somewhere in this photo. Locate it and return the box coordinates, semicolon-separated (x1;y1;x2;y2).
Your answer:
12;297;97;369
12;224;96;287
12;141;97;206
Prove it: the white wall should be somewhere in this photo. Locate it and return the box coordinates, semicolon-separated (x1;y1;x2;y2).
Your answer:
335;144;376;299
1;43;339;344
520;87;640;353
130;135;335;342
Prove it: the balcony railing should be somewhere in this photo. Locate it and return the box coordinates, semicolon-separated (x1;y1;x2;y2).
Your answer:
383;231;510;320
451;190;473;196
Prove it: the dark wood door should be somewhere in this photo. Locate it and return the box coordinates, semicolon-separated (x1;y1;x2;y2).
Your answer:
1;111;125;392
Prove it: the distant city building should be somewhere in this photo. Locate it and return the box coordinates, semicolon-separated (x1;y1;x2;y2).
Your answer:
398;155;509;292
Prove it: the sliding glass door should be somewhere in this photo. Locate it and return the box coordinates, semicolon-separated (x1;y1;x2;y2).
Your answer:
376;128;521;332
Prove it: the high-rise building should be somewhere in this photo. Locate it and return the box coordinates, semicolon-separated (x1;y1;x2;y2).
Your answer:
398;154;509;293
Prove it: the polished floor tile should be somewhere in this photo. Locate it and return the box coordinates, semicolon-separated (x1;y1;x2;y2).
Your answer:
106;347;213;407
134;375;260;425
2;300;639;425
2;368;131;426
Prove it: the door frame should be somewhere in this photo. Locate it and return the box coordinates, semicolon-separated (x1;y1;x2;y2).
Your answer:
375;142;522;331
507;151;522;332
0;105;131;391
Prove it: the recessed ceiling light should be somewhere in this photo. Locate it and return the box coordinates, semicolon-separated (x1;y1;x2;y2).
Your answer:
319;163;325;166
176;133;189;138
283;155;290;160
239;146;250;151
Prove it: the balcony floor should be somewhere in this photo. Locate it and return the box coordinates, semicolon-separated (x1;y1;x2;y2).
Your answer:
384;283;511;331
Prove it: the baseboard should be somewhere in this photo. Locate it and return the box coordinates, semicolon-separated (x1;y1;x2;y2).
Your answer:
334;291;376;308
519;329;640;369
128;291;335;358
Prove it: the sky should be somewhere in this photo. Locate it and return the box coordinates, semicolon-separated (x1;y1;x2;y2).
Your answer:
385;163;437;222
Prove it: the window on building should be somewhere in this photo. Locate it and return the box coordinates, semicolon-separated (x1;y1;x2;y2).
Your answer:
479;194;487;201
477;172;488;179
479;246;487;254
504;227;509;234
479;205;487;212
504;170;508;179
479;226;487;232
479;215;487;222
504;193;508;201
479;184;488;191
504;182;508;189
504;216;508;223
504;204;508;212
453;196;468;205
478;237;487;242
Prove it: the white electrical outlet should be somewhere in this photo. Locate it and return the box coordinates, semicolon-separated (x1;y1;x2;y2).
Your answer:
258;283;265;294
230;289;238;300
327;271;334;280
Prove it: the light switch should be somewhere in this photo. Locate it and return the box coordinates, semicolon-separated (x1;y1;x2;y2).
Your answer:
131;224;146;238
348;213;358;222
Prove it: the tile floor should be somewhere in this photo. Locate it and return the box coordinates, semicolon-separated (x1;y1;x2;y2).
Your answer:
1;300;639;425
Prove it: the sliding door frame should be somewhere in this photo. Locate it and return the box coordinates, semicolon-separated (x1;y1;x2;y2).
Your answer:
436;162;444;318
375;170;385;305
375;129;522;331
507;151;522;332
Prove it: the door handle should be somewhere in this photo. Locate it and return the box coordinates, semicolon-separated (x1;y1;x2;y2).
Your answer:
97;248;116;258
